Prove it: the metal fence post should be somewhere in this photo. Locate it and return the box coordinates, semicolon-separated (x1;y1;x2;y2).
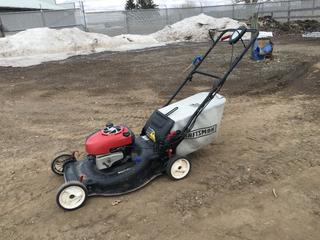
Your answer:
232;4;235;19
0;15;5;37
287;0;291;22
165;7;169;25
80;1;88;31
258;2;263;18
312;0;316;17
125;11;130;34
40;5;46;27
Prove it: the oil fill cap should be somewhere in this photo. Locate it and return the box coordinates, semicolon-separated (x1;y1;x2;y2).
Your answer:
123;132;130;137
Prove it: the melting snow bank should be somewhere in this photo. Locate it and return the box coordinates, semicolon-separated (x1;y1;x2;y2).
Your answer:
302;32;320;38
0;14;246;67
0;29;164;67
152;15;246;42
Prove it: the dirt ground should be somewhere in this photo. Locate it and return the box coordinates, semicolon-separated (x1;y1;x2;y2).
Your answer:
0;35;320;240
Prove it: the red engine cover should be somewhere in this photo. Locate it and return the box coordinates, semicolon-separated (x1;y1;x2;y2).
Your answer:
85;126;133;155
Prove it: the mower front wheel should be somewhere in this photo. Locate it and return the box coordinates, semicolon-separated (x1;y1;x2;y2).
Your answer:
56;181;88;211
51;154;74;176
166;156;191;180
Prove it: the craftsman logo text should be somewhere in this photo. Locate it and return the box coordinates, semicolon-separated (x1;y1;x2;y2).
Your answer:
186;125;217;139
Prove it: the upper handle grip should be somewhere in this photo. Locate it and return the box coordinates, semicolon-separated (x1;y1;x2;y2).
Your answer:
208;27;259;44
229;26;247;45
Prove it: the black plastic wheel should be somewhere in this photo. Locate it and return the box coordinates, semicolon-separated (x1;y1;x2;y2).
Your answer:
56;181;88;211
51;154;73;176
166;156;191;180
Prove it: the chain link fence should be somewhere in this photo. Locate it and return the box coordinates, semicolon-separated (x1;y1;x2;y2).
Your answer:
0;0;319;36
0;8;84;35
86;0;320;36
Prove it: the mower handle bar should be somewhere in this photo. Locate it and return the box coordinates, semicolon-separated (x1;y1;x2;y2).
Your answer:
163;27;259;148
188;28;258;83
165;27;259;107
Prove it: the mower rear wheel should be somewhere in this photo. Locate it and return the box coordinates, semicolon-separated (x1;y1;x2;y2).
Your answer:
51;154;73;176
56;181;88;211
166;156;191;180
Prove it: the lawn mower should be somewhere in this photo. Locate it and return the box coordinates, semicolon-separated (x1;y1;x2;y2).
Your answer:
51;26;259;210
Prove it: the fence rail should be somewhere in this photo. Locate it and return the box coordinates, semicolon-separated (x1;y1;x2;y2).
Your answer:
0;0;319;36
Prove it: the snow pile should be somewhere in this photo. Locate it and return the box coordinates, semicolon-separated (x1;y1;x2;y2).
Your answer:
0;28;164;67
152;14;246;42
302;32;320;38
0;14;246;67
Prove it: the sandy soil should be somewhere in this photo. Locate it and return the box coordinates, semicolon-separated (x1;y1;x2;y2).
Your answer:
0;36;319;240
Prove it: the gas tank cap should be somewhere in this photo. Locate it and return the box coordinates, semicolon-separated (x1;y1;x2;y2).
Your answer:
123;132;130;137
